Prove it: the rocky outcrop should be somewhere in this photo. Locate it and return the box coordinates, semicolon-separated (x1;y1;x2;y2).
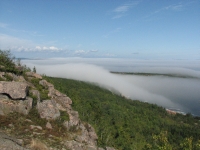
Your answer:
37;100;60;120
74;123;98;146
0;71;116;150
0;131;29;150
0;94;33;115
63;110;80;129
26;72;42;79
0;81;28;100
6;73;26;82
39;79;72;110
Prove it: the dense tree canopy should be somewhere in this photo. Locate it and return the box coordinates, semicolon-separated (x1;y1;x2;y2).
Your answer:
45;76;200;150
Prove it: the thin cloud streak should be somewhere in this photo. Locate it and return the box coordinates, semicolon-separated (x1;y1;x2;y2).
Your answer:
143;2;186;21
112;1;141;19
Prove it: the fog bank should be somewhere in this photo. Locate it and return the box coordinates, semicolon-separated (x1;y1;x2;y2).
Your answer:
23;58;200;116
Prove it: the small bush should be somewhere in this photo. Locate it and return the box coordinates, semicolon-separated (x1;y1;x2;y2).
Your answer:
29;78;49;101
60;111;69;122
4;73;13;81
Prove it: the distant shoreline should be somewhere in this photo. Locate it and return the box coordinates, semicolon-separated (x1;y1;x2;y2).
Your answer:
110;71;199;79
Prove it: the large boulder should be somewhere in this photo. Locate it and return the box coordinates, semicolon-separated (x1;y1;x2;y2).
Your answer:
74;123;98;146
37;100;60;120
39;79;54;89
63;110;80;130
39;80;72;110
0;94;33;115
0;81;28;100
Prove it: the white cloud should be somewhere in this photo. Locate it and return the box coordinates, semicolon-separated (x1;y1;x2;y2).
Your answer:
35;46;42;50
152;3;184;15
49;46;59;51
0;33;62;52
75;50;86;55
90;49;98;52
112;1;140;19
114;5;131;13
35;46;60;51
164;4;183;11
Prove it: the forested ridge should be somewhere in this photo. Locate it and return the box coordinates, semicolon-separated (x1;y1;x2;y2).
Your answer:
45;76;200;150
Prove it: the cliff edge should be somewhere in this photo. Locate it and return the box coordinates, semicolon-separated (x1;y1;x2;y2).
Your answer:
0;71;115;150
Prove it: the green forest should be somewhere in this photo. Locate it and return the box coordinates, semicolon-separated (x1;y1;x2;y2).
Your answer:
44;76;200;150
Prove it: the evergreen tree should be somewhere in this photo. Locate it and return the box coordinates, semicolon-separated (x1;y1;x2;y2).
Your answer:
33;66;36;73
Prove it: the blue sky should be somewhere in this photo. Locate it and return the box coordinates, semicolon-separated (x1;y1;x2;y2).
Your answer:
0;0;200;59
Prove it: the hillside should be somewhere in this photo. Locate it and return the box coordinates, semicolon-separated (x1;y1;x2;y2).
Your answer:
44;76;200;150
0;50;114;150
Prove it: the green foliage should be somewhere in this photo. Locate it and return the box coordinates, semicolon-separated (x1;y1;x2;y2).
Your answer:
44;76;200;150
33;66;36;73
29;78;49;101
0;76;4;81
0;50;18;74
28;108;46;127
59;111;69;122
28;92;38;107
4;73;13;81
22;64;31;72
151;131;172;150
180;137;193;150
0;49;31;75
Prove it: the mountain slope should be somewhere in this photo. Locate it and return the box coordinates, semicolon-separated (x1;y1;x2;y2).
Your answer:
45;76;200;150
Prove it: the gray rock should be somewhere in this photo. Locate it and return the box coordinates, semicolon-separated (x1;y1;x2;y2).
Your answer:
29;89;40;103
64;140;85;150
0;72;6;80
0;132;29;150
98;148;105;150
37;100;60;120
46;122;53;129
39;80;72;110
30;125;43;130
39;79;54;89
6;73;26;82
0;94;32;115
63;110;80;130
105;147;116;150
0;81;28;100
75;123;98;146
25;72;42;79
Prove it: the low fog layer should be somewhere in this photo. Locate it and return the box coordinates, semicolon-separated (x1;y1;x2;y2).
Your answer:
23;58;200;116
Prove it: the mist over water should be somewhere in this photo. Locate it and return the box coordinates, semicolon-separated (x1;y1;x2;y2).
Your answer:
23;58;200;116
